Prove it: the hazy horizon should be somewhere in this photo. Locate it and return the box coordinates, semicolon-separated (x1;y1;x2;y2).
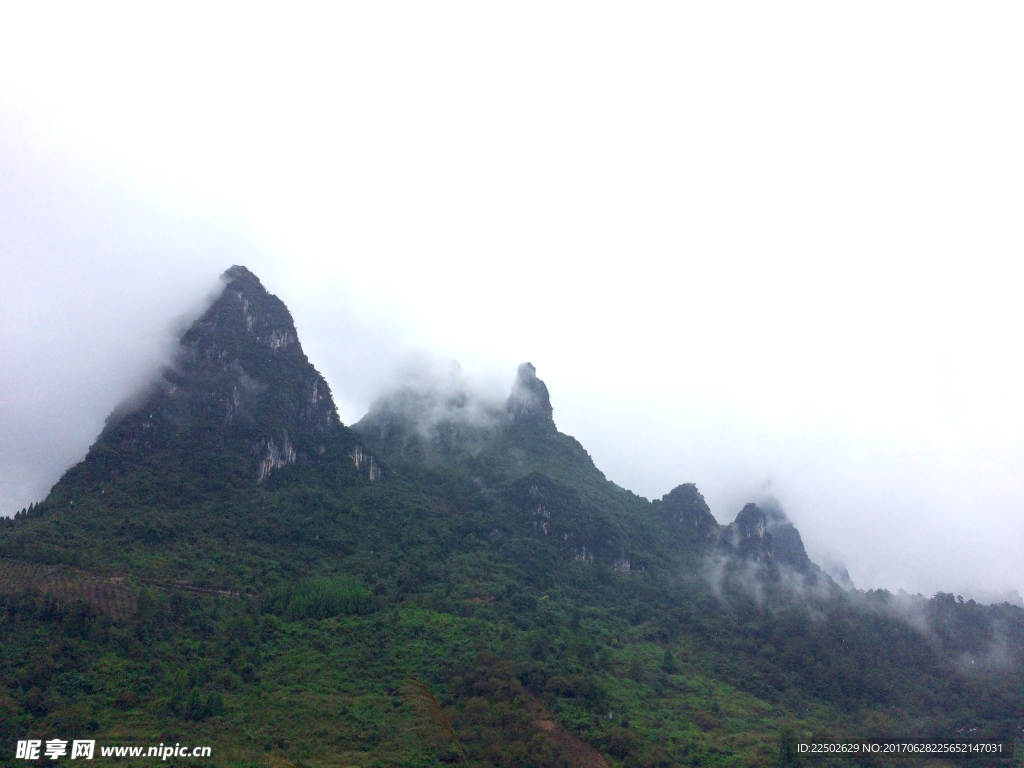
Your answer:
2;5;1022;605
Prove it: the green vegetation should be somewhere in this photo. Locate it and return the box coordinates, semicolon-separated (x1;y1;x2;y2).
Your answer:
1;268;1021;766
262;577;375;621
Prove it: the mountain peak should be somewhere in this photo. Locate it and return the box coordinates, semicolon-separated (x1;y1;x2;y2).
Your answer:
506;362;554;427
80;266;349;485
721;502;812;572
657;483;719;541
223;264;259;283
184;264;300;359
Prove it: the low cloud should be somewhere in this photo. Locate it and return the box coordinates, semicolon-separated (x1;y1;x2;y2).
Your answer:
361;355;509;440
0;129;252;514
699;509;1024;674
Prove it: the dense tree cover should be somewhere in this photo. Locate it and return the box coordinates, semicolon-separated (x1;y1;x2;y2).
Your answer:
2;269;1022;766
3;443;1022;767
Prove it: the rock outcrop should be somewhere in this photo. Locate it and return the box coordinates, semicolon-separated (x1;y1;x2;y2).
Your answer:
73;266;370;484
720;502;812;573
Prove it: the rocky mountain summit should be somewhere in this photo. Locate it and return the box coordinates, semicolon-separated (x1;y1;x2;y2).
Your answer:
720;502;813;572
505;362;554;427
652;482;720;543
63;265;371;489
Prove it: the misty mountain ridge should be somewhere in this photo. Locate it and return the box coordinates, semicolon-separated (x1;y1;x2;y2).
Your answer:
353;360;558;463
356;348;817;580
3;266;1023;767
0;265;938;592
5;264;1010;605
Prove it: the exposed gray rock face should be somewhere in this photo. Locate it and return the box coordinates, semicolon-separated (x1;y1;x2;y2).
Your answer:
176;265;342;441
720;502;812;573
506;362;554;428
78;266;375;484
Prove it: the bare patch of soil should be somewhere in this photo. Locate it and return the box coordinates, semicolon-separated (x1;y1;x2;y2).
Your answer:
526;695;610;768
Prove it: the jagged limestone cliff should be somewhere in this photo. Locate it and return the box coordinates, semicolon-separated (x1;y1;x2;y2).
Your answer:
64;266;375;488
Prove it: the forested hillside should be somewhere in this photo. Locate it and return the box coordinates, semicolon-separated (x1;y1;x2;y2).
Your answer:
2;268;1021;767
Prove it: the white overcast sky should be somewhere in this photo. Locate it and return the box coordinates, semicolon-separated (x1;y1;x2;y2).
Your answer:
1;4;1022;602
